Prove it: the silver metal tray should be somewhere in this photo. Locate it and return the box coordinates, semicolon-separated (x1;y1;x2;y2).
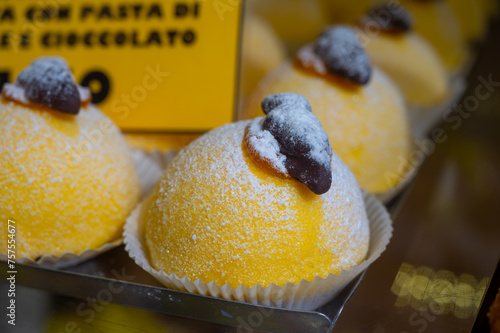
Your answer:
0;195;406;333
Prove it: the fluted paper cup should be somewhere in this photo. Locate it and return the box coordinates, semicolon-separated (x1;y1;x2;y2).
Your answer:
123;190;392;310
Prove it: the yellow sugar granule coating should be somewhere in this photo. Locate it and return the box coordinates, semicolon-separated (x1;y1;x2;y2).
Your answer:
364;32;450;107
241;63;412;194
145;121;369;289
0;101;140;259
402;0;467;73
240;15;286;99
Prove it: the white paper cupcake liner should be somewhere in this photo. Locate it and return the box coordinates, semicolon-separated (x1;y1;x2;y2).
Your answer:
0;238;122;269
0;147;166;269
123;190;393;311
131;148;179;198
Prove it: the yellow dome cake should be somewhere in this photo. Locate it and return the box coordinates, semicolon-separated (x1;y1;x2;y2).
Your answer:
360;3;450;107
322;0;376;25
239;15;287;101
241;26;412;194
249;0;330;51
144;93;370;288
401;0;467;73
0;57;140;259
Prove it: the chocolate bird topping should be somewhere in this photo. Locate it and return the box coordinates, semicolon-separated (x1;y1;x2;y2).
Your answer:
2;57;91;115
313;25;372;85
362;3;413;33
244;93;333;195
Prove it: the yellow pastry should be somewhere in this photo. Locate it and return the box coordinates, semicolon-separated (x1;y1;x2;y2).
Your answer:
401;0;467;72
241;26;412;194
361;4;450;107
145;93;369;288
248;0;330;50
322;0;376;25
240;15;287;100
0;57;140;259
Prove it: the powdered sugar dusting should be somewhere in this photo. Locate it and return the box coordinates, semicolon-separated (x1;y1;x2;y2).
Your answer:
17;57;71;87
241;62;411;193
264;105;332;168
245;93;333;194
145;121;369;288
296;44;329;76
0;101;140;258
245;117;288;175
314;25;372;85
263;100;333;194
261;92;312;114
78;86;92;105
6;56;81;114
2;83;29;104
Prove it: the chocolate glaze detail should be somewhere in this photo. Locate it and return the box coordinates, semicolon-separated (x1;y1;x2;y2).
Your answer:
259;93;333;195
261;92;312;115
365;3;412;33
314;25;372;85
13;57;81;114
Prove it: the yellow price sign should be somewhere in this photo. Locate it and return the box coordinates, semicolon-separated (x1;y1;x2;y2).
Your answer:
0;0;242;132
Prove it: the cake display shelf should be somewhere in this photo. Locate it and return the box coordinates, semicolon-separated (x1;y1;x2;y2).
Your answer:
0;246;366;333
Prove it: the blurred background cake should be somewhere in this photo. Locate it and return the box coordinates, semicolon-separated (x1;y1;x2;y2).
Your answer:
360;3;451;107
241;26;412;194
0;57;140;259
